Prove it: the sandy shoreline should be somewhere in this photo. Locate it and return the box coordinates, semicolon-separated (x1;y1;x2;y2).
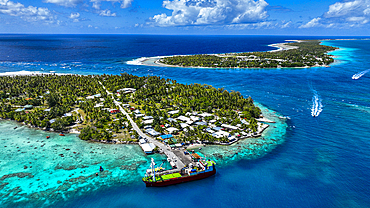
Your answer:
0;70;71;77
126;39;327;69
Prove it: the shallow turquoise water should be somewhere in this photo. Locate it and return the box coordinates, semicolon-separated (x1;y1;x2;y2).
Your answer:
0;120;169;207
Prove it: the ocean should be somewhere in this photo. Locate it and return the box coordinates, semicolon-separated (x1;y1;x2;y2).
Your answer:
0;35;370;207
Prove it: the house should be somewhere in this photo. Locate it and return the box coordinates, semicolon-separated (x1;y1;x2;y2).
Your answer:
109;109;120;114
198;112;213;117
24;105;33;109
177;116;191;123
140;143;156;154
133;109;142;114
63;113;72;117
142;119;153;125
143;116;154;120
194;121;207;126
146;128;160;137
221;124;238;131
180;123;189;129
212;130;230;138
135;114;145;118
241;119;249;125
117;88;136;94
160;134;173;140
168;110;180;115
86;94;101;99
205;128;215;133
213;126;223;131
166;127;179;134
144;125;152;129
167;118;177;122
190;116;200;121
15;108;25;112
94;103;104;108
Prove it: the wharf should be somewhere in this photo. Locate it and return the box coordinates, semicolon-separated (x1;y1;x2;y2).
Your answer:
99;81;188;171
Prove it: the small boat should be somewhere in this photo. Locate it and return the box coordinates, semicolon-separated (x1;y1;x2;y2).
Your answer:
46;136;50;139
14;127;17;129
59;133;65;136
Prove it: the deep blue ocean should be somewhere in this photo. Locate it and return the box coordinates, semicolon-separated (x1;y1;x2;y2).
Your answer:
1;35;370;208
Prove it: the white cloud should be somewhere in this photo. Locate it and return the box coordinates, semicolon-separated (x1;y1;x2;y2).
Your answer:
301;0;370;28
324;0;363;18
149;0;269;27
281;20;291;28
99;9;116;16
299;17;322;28
0;0;55;23
90;0;133;9
88;24;93;27
69;12;80;18
44;0;83;7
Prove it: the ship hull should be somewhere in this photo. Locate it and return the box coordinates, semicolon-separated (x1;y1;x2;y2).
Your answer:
144;167;216;187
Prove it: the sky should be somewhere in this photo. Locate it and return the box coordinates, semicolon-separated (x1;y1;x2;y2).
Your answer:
0;0;370;35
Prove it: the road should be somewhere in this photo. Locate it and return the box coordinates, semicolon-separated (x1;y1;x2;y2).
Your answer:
99;81;185;170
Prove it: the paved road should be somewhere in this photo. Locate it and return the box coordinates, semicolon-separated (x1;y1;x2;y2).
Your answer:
99;81;185;170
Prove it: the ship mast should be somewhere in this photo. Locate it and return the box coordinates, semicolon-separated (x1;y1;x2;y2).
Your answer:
151;158;156;182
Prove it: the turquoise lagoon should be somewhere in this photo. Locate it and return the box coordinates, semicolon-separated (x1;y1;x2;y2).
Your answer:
0;103;287;206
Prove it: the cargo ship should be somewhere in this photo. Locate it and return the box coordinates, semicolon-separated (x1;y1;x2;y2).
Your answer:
142;158;216;187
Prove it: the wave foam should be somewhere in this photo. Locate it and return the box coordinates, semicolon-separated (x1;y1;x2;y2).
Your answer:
126;57;148;65
352;69;370;80
311;90;323;117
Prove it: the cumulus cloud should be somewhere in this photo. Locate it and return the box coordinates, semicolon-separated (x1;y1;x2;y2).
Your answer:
299;17;322;28
0;0;55;23
44;0;83;7
99;9;116;16
69;12;80;18
90;0;133;9
300;0;370;28
149;0;269;27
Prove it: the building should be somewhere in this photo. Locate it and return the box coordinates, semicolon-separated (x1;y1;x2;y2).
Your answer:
221;124;238;131
140;143;156;154
109;109;120;114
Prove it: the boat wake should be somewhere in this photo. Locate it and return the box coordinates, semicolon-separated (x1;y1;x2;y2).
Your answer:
311;90;323;117
352;69;370;80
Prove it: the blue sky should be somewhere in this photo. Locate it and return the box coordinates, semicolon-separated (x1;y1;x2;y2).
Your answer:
0;0;370;35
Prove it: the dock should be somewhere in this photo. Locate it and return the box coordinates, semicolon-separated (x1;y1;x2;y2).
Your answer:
100;81;189;171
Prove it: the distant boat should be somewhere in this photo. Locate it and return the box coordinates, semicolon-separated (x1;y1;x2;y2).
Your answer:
14;127;17;129
46;136;50;139
59;133;65;136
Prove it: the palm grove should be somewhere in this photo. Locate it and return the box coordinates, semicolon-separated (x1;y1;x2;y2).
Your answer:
159;40;338;68
0;73;262;144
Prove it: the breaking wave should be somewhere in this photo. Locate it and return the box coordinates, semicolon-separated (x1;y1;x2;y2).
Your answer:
126;57;148;65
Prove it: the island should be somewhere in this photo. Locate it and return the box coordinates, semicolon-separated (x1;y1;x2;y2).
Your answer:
157;40;338;68
0;73;270;148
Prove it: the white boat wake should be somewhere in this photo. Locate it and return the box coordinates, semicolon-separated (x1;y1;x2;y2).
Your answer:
311;90;323;117
352;69;370;80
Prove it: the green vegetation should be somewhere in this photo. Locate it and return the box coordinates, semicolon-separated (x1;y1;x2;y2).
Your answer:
101;73;262;144
159;40;338;68
0;74;131;142
0;73;263;144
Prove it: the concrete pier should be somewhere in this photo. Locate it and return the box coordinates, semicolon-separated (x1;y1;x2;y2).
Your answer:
100;81;188;171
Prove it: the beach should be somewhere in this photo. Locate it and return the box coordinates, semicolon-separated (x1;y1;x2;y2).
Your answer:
126;39;329;69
